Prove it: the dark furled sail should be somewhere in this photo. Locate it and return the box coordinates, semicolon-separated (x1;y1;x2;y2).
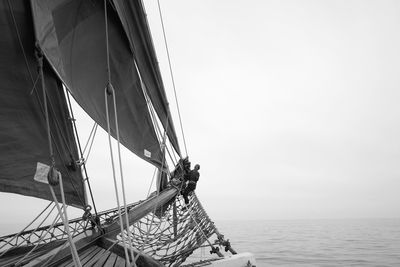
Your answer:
30;0;164;167
113;0;181;156
0;0;86;207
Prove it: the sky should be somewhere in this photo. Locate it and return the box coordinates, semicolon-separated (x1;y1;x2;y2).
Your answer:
1;0;400;235
143;0;400;220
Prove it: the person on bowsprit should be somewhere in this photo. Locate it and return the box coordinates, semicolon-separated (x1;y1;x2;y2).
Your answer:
170;157;190;186
182;164;200;205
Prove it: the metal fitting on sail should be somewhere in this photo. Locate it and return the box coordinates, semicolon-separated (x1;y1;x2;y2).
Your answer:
47;166;60;186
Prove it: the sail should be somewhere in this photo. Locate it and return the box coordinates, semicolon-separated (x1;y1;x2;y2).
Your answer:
30;0;165;167
0;0;86;208
112;0;181;156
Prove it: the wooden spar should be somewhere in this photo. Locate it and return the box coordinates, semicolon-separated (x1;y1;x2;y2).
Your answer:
102;186;179;237
11;187;178;266
172;202;178;239
96;237;163;267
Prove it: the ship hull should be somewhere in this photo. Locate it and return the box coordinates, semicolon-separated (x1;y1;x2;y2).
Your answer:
183;253;257;267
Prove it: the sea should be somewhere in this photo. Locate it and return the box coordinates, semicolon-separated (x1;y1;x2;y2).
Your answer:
191;218;400;266
1;218;399;266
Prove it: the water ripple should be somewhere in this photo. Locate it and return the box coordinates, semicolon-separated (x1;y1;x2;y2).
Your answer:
216;218;400;266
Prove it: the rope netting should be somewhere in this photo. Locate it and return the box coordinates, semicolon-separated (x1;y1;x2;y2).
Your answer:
118;193;221;266
0;189;233;266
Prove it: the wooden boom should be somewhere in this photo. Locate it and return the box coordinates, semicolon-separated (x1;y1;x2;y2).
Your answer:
102;186;179;236
11;187;179;267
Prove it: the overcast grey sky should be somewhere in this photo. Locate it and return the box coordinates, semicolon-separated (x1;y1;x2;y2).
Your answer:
145;0;400;220
1;1;400;235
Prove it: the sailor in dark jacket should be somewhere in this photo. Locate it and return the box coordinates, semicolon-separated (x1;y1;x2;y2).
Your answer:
182;164;200;205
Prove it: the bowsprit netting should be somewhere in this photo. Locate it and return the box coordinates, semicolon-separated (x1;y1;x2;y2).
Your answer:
119;193;222;266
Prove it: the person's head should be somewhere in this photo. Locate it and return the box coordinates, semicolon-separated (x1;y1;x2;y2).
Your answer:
194;164;200;170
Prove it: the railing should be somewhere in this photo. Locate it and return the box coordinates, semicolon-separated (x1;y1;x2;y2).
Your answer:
0;200;143;251
0;189;233;267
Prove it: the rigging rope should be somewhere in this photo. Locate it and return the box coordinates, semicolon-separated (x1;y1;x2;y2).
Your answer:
147;168;158;198
6;0;35;87
35;47;84;264
119;191;220;266
36;48;55;168
168;141;178;166
186;195;223;257
133;60;178;169
82;122;98;160
0;202;54;256
65;89;98;216
156;0;189;157
108;84;137;266
49;178;82;267
13;207;63;266
8;0;87;208
103;1;135;265
40;234;79;267
138;130;168;256
82;122;97;155
37;47;86;212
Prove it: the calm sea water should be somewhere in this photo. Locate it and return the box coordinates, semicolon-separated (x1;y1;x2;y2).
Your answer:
212;219;400;266
2;218;399;266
